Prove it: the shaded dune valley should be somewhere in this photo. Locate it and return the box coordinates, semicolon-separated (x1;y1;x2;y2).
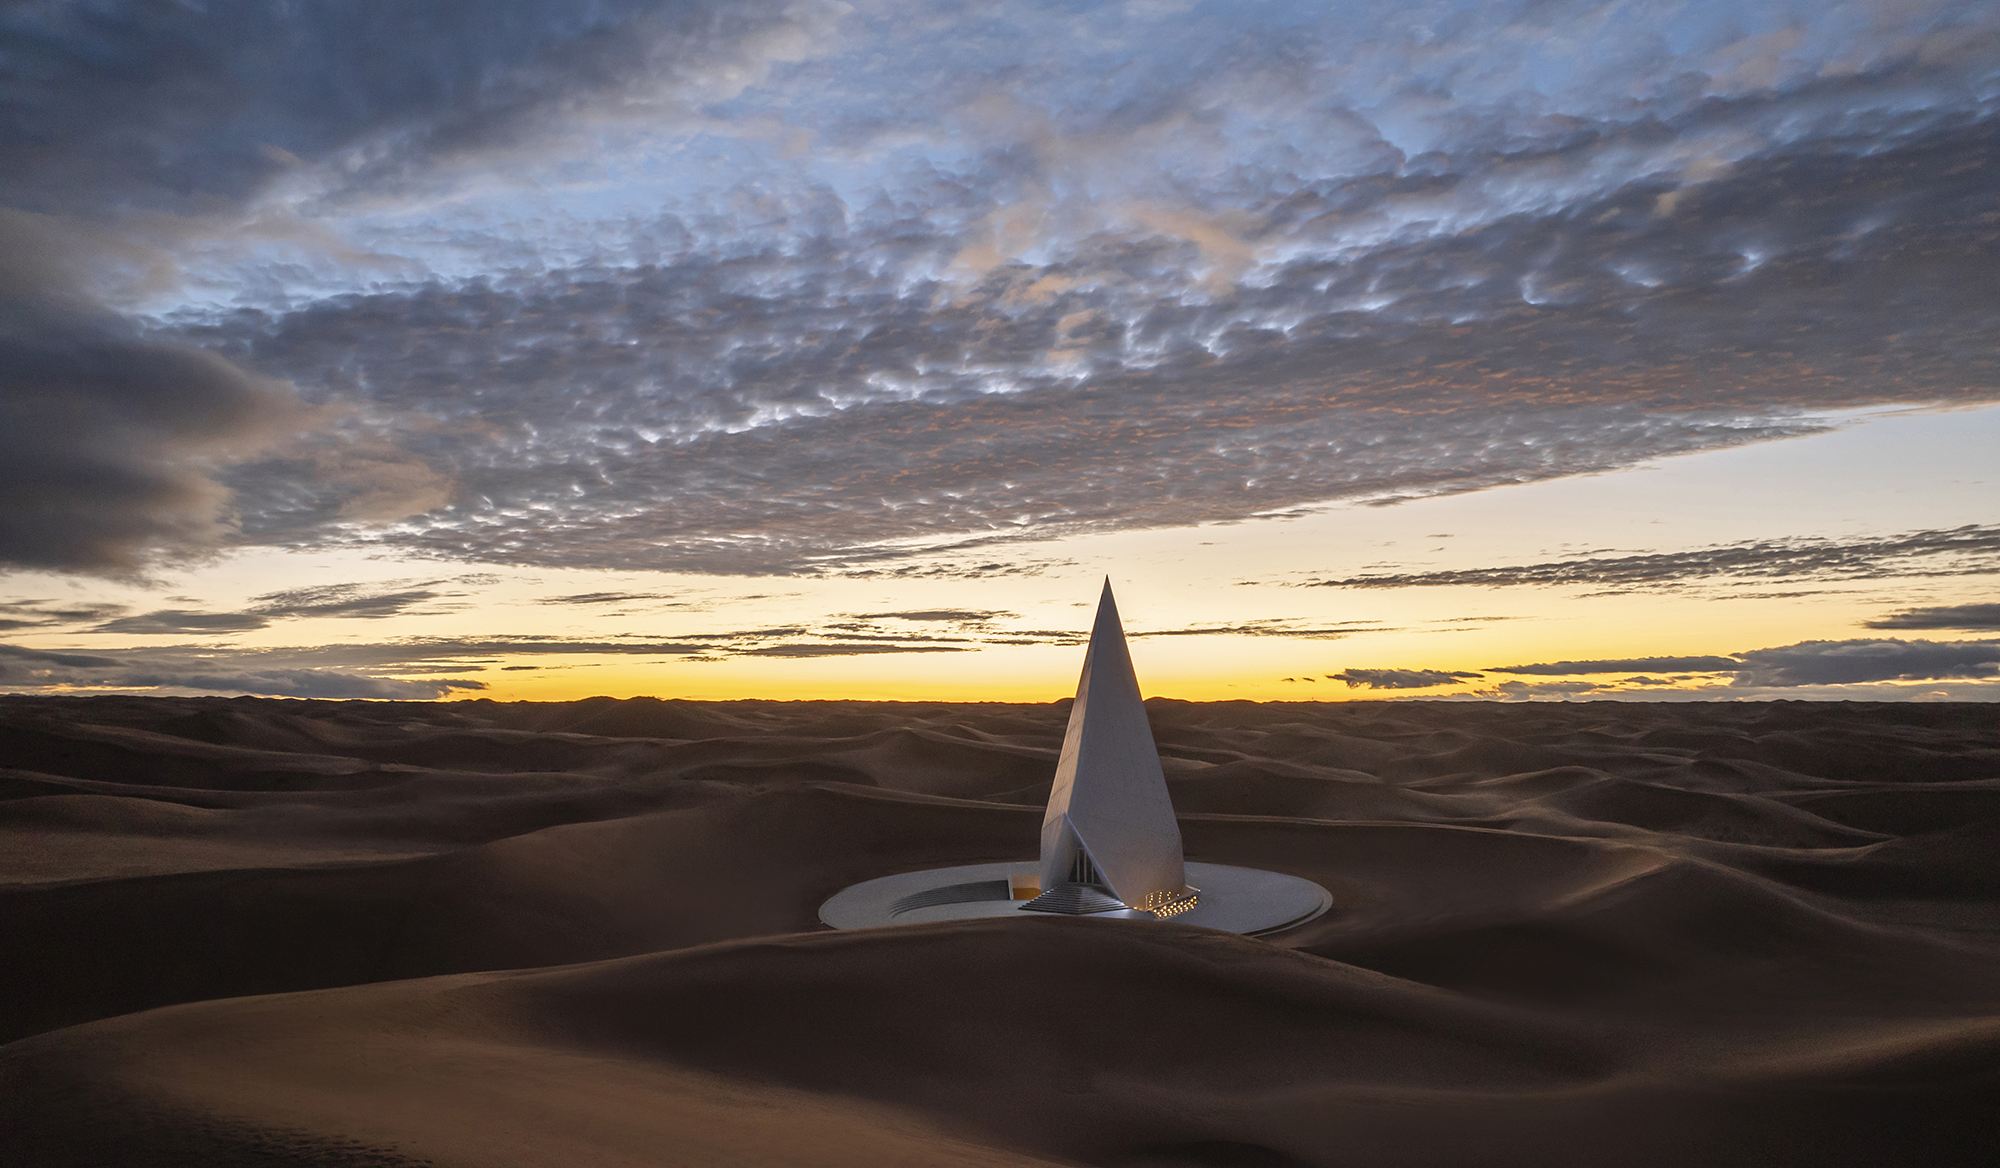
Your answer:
3;696;1998;1167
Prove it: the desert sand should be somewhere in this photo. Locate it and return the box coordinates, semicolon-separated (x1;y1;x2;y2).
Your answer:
2;694;1996;1166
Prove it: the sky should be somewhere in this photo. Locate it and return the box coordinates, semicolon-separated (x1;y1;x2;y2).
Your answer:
1;0;1996;704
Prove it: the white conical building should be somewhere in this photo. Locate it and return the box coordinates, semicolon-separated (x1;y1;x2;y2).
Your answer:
1020;579;1197;917
818;578;1330;935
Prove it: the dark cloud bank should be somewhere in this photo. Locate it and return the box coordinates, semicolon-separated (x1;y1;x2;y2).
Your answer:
0;1;1995;576
1329;638;2000;696
0;0;812;574
1732;638;2000;687
1866;602;2000;631
1483;656;1743;676
1330;668;1486;690
0;255;303;575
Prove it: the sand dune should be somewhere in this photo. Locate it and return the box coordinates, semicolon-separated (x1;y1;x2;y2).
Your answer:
3;695;1996;1165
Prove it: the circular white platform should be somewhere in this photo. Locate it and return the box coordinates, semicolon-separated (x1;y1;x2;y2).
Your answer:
819;861;1332;936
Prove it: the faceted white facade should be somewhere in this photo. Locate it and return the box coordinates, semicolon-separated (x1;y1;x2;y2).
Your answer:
1023;579;1194;914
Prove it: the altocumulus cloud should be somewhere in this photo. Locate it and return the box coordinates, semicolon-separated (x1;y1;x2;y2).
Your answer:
0;601;127;632
1302;526;2000;591
85;576;492;634
4;1;1999;575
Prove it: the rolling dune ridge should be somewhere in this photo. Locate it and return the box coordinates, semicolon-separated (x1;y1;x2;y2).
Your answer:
3;695;1996;1166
